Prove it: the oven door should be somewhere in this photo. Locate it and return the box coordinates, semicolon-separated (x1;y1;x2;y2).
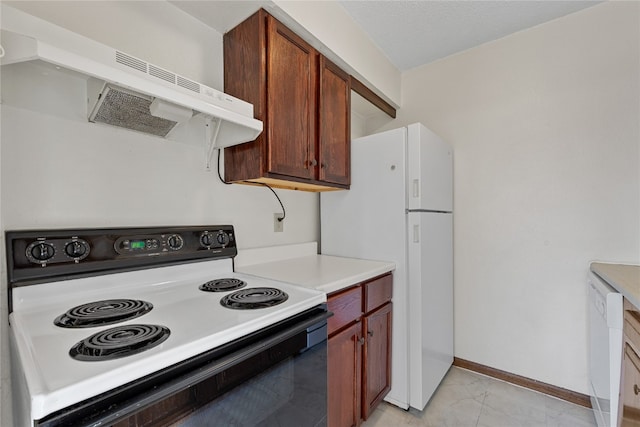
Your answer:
37;306;330;427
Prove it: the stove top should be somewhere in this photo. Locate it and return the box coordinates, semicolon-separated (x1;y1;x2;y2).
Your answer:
6;226;326;422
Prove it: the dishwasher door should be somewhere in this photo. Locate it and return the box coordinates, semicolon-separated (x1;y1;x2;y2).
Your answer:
588;271;623;427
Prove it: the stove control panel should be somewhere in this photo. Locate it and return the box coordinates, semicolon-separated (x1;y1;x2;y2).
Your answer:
7;225;237;286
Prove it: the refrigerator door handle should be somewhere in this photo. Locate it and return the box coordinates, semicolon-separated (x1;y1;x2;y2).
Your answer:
413;224;420;243
413;179;420;198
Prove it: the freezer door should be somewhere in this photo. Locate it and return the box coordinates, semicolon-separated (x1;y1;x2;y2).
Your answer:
407;211;453;410
321;126;407;260
406;123;453;212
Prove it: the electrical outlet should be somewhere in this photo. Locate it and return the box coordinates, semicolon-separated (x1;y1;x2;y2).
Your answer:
273;213;284;232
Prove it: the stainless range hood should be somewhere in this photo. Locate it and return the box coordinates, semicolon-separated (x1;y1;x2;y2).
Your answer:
0;6;263;157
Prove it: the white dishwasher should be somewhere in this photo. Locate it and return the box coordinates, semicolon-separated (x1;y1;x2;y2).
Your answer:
588;271;624;427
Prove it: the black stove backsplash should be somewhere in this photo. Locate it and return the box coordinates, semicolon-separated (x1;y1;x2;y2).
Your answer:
6;225;237;290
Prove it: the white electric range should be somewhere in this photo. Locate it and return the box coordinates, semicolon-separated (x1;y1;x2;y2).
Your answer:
7;226;329;427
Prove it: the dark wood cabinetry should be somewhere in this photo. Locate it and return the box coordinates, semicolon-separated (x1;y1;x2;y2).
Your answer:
328;321;363;427
223;9;350;191
327;273;393;427
362;302;392;419
622;299;640;426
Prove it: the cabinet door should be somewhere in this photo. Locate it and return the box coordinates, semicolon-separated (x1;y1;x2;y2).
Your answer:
266;16;317;179
622;342;640;426
318;56;350;185
328;321;363;427
362;302;392;420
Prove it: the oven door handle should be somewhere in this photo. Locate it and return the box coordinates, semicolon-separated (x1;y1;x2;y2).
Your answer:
50;309;332;427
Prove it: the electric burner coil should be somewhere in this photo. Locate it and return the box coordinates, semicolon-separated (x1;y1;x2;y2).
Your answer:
220;287;289;310
69;324;170;361
54;299;153;328
199;278;247;292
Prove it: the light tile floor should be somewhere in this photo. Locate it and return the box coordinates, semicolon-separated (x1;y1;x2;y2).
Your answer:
362;367;598;427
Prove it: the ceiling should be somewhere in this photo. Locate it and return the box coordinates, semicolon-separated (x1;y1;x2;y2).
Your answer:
172;1;602;72
339;1;602;71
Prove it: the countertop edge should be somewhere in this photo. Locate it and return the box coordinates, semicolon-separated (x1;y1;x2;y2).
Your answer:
590;262;640;309
236;253;395;295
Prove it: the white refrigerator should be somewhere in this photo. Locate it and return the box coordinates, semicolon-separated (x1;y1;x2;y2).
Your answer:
321;123;453;411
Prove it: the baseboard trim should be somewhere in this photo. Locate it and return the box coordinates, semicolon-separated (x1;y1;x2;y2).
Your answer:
452;357;592;408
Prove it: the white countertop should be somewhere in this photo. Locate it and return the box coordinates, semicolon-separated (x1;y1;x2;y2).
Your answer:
591;262;640;308
235;243;395;294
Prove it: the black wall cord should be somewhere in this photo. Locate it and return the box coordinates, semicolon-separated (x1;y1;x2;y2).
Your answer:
216;149;286;222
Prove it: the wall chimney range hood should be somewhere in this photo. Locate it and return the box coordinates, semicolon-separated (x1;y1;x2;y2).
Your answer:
0;6;263;161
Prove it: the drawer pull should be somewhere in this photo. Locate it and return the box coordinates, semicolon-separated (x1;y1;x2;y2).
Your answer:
634;384;640;395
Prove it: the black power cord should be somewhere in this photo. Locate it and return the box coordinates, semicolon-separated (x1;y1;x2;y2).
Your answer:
216;149;286;222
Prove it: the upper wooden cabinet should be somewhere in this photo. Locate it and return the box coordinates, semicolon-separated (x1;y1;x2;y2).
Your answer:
223;9;350;191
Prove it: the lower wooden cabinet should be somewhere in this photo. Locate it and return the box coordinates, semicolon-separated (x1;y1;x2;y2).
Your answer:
328;321;362;427
362;302;392;419
327;274;393;427
622;343;640;426
622;300;640;426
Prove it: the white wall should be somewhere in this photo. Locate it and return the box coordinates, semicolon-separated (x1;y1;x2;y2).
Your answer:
273;0;401;107
0;3;319;424
1;0;319;249
384;2;640;394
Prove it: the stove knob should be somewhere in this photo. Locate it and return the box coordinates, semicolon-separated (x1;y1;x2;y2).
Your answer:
200;232;213;247
29;242;55;262
65;240;88;258
216;231;230;246
167;234;184;250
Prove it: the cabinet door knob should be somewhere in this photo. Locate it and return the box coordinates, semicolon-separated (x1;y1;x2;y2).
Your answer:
634;384;640;395
358;337;365;345
368;330;374;337
321;163;327;168
311;159;318;167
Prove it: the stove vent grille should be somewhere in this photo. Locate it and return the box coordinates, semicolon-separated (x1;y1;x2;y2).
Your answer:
115;51;202;94
115;51;146;73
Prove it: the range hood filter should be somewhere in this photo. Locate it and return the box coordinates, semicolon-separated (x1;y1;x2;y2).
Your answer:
88;83;191;138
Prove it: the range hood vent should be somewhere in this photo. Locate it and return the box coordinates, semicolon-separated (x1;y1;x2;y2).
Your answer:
87;81;193;138
0;6;263;154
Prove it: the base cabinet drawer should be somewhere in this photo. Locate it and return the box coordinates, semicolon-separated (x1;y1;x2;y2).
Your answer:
328;286;362;336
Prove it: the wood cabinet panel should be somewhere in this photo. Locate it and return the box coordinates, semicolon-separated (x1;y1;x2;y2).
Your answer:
328;286;362;336
363;274;393;313
222;11;267;182
266;17;316;179
328;273;393;426
223;9;350;191
623;343;640;426
328;321;362;427
362;302;392;420
318;56;350;185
